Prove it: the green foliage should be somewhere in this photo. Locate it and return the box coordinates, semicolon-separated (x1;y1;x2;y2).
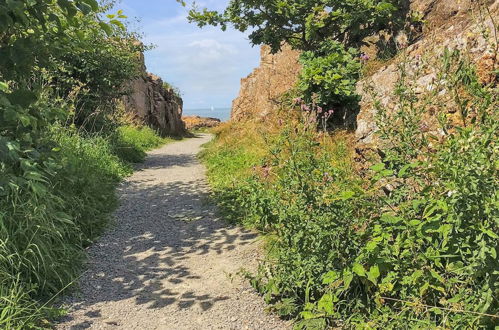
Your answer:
339;48;499;328
298;40;361;126
162;82;182;99
0;0;142;131
200;123;270;224
0;0;99;79
0;120;171;328
187;0;401;52
114;125;173;163
0;125;125;328
0;0;168;328
186;0;404;130
202;49;498;328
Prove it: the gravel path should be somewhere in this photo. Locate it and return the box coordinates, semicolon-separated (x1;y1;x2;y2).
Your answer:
57;134;289;330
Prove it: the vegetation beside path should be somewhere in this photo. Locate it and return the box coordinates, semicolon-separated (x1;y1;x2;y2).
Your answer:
196;0;498;328
0;1;176;328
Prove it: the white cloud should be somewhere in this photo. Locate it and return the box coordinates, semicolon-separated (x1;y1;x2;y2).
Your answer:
119;0;260;109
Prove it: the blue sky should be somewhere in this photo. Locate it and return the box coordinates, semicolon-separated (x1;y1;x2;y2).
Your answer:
116;0;260;109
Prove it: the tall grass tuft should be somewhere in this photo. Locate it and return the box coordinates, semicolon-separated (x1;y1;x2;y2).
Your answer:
113;125;174;163
0;123;172;328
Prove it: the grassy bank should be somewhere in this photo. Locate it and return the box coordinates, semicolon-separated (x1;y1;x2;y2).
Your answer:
0;124;173;328
200;51;498;328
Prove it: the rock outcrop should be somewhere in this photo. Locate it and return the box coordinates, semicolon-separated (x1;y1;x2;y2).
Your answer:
231;44;301;122
355;0;498;145
123;53;186;137
230;0;498;145
182;116;221;130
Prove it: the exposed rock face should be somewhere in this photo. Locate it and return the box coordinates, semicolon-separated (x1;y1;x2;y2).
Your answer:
123;53;186;137
231;44;301;122
183;116;221;130
230;1;498;146
355;0;498;145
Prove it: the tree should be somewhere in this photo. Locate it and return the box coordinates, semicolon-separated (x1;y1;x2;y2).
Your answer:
187;0;400;53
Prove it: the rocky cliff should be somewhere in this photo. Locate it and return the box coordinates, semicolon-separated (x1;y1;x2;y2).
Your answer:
230;0;498;142
355;0;498;145
231;44;301;122
123;53;186;136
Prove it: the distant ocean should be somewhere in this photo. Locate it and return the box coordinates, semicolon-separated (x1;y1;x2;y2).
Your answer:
183;108;231;122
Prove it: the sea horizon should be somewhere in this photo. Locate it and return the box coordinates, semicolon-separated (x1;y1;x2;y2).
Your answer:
183;107;231;122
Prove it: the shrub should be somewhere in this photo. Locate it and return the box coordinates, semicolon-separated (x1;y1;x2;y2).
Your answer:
298;40;361;126
0;124;127;328
200;122;271;224
201;48;498;328
0;1;170;327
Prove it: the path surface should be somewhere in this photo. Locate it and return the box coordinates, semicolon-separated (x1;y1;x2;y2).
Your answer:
57;134;288;330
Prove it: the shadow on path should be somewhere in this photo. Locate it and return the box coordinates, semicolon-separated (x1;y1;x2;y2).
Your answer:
58;137;259;329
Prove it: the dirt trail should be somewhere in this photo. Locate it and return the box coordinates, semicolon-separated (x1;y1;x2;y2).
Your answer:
57;134;288;330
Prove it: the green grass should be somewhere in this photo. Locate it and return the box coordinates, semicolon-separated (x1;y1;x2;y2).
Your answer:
113;125;175;163
199;122;270;224
0;124;173;329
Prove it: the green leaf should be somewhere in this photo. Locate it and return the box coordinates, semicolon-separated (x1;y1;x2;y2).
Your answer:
30;181;47;195
370;163;385;172
343;270;353;289
367;265;380;284
483;229;498;239
408;219;422;226
81;0;99;11
322;271;339;284
18;114;32;127
339;190;355;200
380;213;403;224
366;240;379;252
430;269;445;284
300;311;318;320
352;263;365;277
109;19;125;30
317;293;336;314
99;22;113;36
398;164;411;177
0;81;9;92
76;2;92;15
